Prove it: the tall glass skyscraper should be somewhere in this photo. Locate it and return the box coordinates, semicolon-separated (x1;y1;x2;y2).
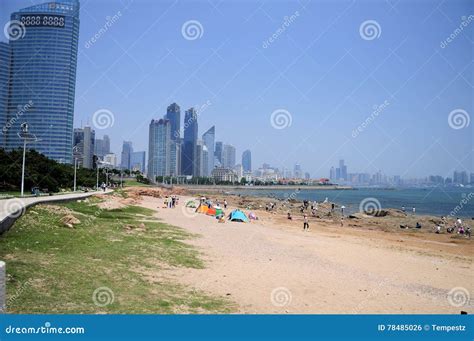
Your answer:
0;42;10;148
182;108;198;176
4;0;80;163
202;126;215;176
148;119;171;179
242;149;252;173
165;103;180;140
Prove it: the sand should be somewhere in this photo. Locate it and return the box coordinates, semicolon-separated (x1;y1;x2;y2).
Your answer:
134;193;473;314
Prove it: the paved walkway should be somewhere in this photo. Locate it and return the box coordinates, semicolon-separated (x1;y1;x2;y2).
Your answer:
0;190;110;223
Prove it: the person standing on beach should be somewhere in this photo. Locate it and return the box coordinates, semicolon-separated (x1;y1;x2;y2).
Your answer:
340;217;344;227
224;200;228;209
402;206;405;213
303;214;309;231
341;205;345;217
412;207;416;215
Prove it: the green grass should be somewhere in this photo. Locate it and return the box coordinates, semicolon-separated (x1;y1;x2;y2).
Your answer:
0;199;233;314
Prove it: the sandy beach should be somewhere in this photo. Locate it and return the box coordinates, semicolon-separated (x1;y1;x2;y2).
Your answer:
120;188;474;315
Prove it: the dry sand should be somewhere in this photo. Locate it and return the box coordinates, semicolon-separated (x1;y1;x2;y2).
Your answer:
131;192;473;314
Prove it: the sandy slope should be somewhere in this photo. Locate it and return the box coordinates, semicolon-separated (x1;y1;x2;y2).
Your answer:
139;196;473;314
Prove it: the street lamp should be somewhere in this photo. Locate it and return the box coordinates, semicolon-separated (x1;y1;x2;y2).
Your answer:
72;145;79;192
17;123;39;197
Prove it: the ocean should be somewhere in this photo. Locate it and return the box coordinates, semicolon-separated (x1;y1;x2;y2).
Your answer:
230;187;474;218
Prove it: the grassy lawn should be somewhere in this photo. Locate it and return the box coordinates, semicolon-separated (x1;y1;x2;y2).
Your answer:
0;197;232;313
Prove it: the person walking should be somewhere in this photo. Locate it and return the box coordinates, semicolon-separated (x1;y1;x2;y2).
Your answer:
303;214;309;231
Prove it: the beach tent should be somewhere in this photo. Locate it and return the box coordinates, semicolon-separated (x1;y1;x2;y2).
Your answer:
196;205;209;214
229;210;249;222
206;207;217;216
186;200;197;208
215;208;224;217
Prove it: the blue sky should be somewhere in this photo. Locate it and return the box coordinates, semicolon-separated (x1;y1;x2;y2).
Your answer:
1;0;472;178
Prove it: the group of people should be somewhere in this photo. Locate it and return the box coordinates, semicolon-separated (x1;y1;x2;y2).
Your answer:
163;195;179;208
437;217;471;237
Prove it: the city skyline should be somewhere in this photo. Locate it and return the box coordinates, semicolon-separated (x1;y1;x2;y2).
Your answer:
0;0;472;179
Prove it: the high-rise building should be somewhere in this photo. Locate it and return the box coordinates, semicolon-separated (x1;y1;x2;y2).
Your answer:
4;1;80;163
182;108;198;175
202;126;215;176
214;141;223;166
339;159;347;180
148;119;171;179
73;126;95;169
242;150;252;173
0;42;10;148
131;151;146;174
169;139;180;176
294;163;302;179
329;166;336;180
453;170;469;185
222;144;236;169
121;141;133;170
95;135;110;159
194;140;206;177
165;103;181;141
103;153;117;167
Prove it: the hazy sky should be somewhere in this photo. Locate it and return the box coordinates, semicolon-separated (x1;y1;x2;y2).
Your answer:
1;0;472;178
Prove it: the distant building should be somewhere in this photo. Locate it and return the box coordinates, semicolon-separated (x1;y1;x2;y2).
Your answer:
182;108;198;175
73;126;95;169
131;151;146;173
202;126;215;176
222;144;236;169
121;141;133;170
234;164;243;179
214;141;223;166
148;119;171;179
304;172;310;180
95;135;110;160
453;170;468;185
294;163;302;179
165;102;180;140
329;167;336;180
242;150;252;173
103;153;117;167
211;167;237;183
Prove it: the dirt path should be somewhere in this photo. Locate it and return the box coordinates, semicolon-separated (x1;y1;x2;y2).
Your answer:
140;196;473;314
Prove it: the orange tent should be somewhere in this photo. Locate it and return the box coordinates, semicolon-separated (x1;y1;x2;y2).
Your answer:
206;207;216;216
196;205;209;214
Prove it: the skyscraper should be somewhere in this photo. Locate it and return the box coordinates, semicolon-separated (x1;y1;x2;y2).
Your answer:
121;141;133;170
5;1;80;163
165;103;180;140
294;163;302;179
131;151;146;174
0;42;10;148
73;126;95;169
182;108;198;175
95;135;110;159
339;159;347;181
222;144;236;169
148;119;171;179
214;141;223;166
242;150;252;173
202;126;215;176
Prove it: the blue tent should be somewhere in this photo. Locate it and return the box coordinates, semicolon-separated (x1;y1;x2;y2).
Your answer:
229;210;249;222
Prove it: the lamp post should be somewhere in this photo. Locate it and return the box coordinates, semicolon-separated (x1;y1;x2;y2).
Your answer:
17;123;38;197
